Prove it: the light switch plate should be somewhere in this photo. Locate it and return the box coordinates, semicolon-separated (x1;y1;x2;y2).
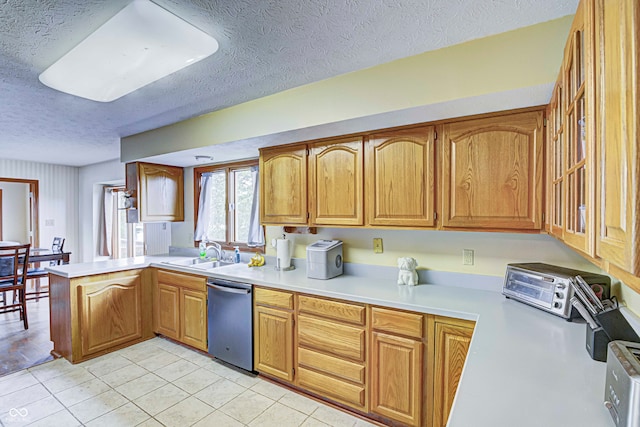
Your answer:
373;238;383;253
463;249;474;265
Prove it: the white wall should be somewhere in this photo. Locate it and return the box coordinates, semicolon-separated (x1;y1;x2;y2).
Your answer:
0;159;79;258
78;159;125;262
0;181;29;242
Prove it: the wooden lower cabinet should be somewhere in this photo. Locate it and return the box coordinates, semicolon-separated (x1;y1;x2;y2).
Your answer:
432;317;475;427
253;287;295;382
153;269;207;351
370;332;423;426
50;269;153;363
254;305;294;381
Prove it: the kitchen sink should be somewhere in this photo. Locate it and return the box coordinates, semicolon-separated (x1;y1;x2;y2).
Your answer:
164;258;233;269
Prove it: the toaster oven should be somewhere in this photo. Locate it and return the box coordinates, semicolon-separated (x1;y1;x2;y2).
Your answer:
502;263;611;319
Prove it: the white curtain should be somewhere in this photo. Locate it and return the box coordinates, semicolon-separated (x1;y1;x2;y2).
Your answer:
247;166;265;247
98;186;114;256
194;173;213;242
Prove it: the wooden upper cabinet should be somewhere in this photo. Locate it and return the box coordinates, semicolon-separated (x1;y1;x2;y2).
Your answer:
126;162;184;222
441;111;544;230
308;138;363;226
594;0;640;275
561;0;596;256
548;80;565;239
365;126;436;227
260;145;308;225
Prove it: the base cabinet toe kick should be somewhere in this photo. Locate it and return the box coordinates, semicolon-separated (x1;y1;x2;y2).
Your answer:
252;286;475;427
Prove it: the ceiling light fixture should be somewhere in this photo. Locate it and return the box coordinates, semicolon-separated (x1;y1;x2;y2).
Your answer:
39;0;219;102
195;155;214;162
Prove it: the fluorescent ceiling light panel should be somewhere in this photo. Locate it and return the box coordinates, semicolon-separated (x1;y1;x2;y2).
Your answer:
39;0;219;102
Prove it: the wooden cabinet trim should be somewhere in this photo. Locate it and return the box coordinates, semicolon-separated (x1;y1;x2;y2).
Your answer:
297;366;367;411
255;287;294;310
297;347;365;385
156;269;206;292
371;306;424;338
297;314;366;362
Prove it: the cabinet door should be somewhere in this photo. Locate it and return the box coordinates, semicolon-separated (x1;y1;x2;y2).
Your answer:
370;332;423;427
180;289;208;351
365;126;436;227
260;145;308;225
78;273;142;357
441;111;544;229
433;319;474;427
562;0;595;255
549;81;565;238
254;305;294;381
309;138;363;226
155;283;180;340
594;0;640;275
137;162;184;222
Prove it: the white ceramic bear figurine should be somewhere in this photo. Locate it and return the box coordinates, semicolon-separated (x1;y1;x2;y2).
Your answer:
397;257;418;286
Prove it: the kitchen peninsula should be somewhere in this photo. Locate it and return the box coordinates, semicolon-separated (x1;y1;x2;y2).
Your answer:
47;256;618;427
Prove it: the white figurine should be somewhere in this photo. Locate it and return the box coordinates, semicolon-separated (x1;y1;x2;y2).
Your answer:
397;257;418;286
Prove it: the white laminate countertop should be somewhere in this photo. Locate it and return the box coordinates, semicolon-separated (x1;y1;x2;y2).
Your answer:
48;256;614;427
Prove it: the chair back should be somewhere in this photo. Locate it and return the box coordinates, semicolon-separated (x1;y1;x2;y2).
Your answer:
0;244;30;286
52;237;65;253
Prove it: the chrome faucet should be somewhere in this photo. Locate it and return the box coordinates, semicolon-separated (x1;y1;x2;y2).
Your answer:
204;241;224;260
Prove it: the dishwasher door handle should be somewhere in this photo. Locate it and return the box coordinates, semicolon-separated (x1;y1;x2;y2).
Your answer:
208;283;251;294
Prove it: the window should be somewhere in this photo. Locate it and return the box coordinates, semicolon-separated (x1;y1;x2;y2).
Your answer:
194;160;264;249
112;187;145;258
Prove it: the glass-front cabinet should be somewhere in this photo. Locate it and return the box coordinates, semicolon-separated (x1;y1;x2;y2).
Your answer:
551;0;595;257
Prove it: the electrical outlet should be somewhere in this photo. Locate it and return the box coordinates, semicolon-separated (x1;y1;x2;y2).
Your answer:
373;238;383;254
463;249;474;265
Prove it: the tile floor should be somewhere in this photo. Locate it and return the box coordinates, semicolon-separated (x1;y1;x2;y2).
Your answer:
0;337;377;427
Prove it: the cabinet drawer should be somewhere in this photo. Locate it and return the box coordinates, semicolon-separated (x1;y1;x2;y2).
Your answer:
298;347;365;384
298;315;365;361
255;287;293;309
371;307;424;339
157;270;205;292
298;295;365;325
298;367;366;411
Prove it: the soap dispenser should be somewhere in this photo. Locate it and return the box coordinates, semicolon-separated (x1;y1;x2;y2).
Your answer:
234;246;240;263
199;241;207;259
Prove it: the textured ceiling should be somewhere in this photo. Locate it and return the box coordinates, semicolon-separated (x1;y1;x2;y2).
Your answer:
0;0;578;167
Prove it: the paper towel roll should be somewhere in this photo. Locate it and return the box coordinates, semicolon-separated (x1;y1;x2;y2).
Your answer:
275;239;292;270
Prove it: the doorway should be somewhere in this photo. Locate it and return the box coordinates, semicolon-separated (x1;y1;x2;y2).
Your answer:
0;178;39;247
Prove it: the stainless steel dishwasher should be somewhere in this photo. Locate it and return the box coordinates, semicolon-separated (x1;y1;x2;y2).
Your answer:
207;278;253;372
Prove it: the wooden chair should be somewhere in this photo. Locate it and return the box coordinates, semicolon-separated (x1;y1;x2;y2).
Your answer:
0;244;30;329
26;237;65;301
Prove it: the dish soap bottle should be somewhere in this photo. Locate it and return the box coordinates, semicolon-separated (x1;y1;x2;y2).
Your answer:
234;246;240;263
199;242;207;259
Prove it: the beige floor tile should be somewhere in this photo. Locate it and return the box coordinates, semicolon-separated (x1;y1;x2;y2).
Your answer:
28;358;76;382
136;350;181;371
0;371;39;397
137;418;165;427
68;389;128;423
201;359;239;377
354;418;378;426
114;372;168;401
248;402;308;427
84;402;151;427
219;389;275;424
172;368;222;394
133;383;189;416
41;367;95;393
153;359;199;382
250;379;288;400
27;408;82;427
223;368;261;388
192;410;245;427
55;378;112;407
155;396;215;427
194;379;245;409
0;395;64;425
278;391;322;415
82;354;134;378
0;383;50;412
310;405;361;427
180;350;216;367
99;363;149;387
300;418;330;427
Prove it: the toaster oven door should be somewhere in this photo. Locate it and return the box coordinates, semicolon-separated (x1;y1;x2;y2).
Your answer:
503;269;556;309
